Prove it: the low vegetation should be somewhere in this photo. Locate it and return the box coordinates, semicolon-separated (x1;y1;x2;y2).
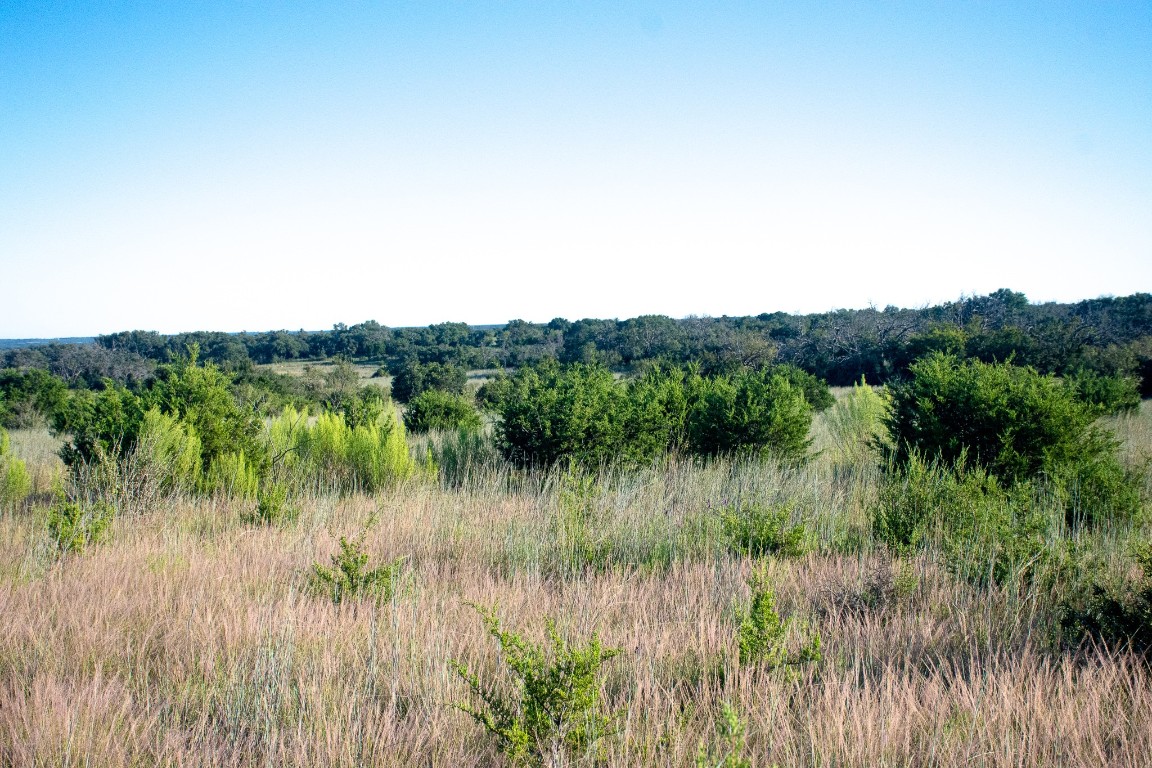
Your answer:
1;300;1151;766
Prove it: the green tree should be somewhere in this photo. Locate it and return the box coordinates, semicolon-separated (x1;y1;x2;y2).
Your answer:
403;390;482;434
142;346;263;471
53;384;145;466
686;368;812;462
0;368;69;428
497;361;631;468
887;353;1142;525
389;359;467;403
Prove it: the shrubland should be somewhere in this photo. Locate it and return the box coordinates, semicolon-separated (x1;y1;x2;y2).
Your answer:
0;342;1149;766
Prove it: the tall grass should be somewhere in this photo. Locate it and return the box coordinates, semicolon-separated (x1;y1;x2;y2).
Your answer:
0;404;1148;765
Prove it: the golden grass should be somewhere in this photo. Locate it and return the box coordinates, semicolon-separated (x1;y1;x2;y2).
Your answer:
1;408;1150;766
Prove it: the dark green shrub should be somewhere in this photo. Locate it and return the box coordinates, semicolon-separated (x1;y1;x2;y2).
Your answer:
873;453;1057;587
937;473;1053;589
340;386;387;429
53;384;145;466
886;354;1140;526
687;368;812;463
403;390;483;434
720;501;808;558
626;365;691;457
143;348;264;473
452;604;620;766
1067;369;1141;416
496;361;634;468
310;533;406;604
888;354;1087;479
475;373;513;412
0;368;68;428
389;359;467;403
1048;450;1145;528
872;452;952;555
497;361;815;468
773;364;834;412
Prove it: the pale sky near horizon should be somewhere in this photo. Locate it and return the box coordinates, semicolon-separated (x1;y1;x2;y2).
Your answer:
2;1;1150;337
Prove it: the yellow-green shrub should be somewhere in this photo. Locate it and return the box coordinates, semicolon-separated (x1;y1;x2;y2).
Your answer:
204;451;260;499
0;426;32;507
266;405;417;493
137;408;202;494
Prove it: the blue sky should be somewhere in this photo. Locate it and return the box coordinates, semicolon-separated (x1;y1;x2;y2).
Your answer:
2;1;1150;336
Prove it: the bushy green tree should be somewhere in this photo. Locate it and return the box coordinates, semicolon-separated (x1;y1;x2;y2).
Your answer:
624;365;692;458
886;354;1141;525
389;359;467;403
1067;369;1141;416
0;368;69;428
403;389;482;434
496;362;814;468
773;364;834;412
475;373;513;412
687;368;812;463
52;384;145;466
340;386;387;429
143;347;263;471
497;361;632;468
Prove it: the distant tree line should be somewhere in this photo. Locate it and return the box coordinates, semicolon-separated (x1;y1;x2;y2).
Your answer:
87;290;1152;393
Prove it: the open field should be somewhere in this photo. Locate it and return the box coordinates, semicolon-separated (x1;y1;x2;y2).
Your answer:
2;403;1150;767
259;361;390;389
255;362;504;398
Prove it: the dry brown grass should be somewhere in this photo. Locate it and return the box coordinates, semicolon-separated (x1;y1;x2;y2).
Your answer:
1;410;1150;766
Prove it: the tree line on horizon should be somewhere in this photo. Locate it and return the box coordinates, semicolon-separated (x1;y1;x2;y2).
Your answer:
3;289;1152;401
94;289;1152;388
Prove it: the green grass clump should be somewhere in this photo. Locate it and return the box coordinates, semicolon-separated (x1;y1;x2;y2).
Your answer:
46;496;113;556
737;566;821;668
720;500;808;558
452;604;620;766
204;450;260;499
245;481;297;526
822;376;890;464
310;533;406;605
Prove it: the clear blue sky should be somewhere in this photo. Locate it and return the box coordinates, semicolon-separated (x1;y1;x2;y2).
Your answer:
2;1;1150;336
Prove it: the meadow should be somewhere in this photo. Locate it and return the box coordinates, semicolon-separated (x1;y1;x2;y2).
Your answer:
1;394;1150;767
